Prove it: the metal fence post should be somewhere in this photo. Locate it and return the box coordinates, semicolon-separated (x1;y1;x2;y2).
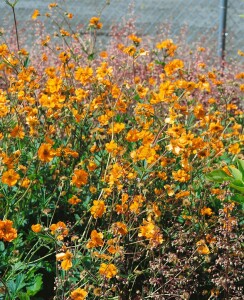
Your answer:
218;0;228;60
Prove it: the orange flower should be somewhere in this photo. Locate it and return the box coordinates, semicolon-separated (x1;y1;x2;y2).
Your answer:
200;207;213;216
31;224;42;233
156;39;177;56
0;220;17;242
56;250;73;271
72;169;88;188
175;190;190;199
50;221;68;240
90;200;106;219
68;195;82;205
99;263;118;279
38;143;55;162
228;143;241;154
32;9;40;20
209;122;224;135
74;67;93;85
196;240;210;255
0;44;8;57
1;169;20;186
70;288;88;300
21;177;30;188
164;59;184;76
138;220;163;246
108;122;125;134
112;222;128;235
10;125;25;139
128;34;142;45
172;169;190;182
89;17;103;29
86;230;104;248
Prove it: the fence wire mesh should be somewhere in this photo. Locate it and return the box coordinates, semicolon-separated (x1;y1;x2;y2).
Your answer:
0;0;243;59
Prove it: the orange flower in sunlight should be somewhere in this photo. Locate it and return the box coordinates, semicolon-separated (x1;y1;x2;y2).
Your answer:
89;17;103;29
99;263;118;279
31;224;42;233
90;200;106;219
70;288;88;300
32;9;40;20
128;34;142;45
138;220;163;246
56;250;73;271
74;66;93;85
38;143;55;162
228;143;241;154
72;169;88;188
172;169;190;182
0;220;17;242
86;230;104;248
1;169;20;186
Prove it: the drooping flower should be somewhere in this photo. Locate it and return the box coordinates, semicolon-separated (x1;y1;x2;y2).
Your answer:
56;250;73;271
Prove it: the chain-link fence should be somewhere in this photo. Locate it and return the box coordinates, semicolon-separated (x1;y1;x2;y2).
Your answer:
0;0;243;59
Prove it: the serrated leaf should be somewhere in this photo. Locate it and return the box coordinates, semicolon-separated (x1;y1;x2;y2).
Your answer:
205;170;232;183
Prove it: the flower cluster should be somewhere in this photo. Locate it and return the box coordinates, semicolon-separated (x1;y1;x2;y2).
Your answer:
0;2;243;299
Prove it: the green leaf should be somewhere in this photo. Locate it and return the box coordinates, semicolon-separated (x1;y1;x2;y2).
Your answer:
232;193;244;204
88;53;95;60
205;170;232;183
0;241;5;251
236;159;244;177
228;166;243;182
18;292;30;300
26;275;43;296
155;60;166;67
23;57;30;68
230;182;244;194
